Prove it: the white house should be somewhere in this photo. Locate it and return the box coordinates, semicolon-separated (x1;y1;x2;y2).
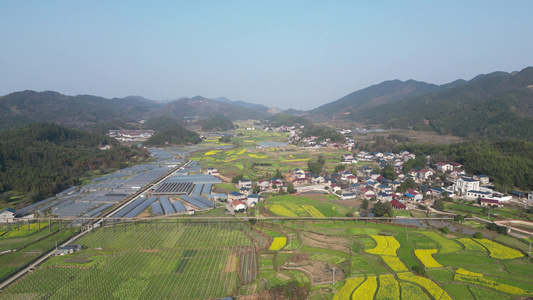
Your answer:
436;162;453;172
247;194;260;207
0;208;15;221
418;169;433;180
238;179;252;189
453;177;480;196
232;200;248;212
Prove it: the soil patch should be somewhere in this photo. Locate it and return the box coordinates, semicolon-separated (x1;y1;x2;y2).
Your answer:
224;254;237;272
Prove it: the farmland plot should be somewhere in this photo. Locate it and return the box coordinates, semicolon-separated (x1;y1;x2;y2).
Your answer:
1;220;256;300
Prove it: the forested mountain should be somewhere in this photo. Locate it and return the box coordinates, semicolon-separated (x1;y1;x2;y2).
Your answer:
156;96;268;120
348;67;533;140
0;123;149;204
214;97;269;111
143;125;201;146
308;79;467;117
400;139;533;192
0;90;159;130
197;116;235;131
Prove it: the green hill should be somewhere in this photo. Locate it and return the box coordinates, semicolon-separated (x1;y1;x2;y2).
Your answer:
0;123;149;204
349;67;533;140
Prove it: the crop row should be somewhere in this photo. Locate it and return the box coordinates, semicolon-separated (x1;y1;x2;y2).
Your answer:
351;275;377;299
302;205;325;218
333;277;364;300
381;256;409;272
365;235;400;256
414;249;442;268
419;232;462;254
2;222;253;299
454;273;532;295
398;272;453;300
268;205;297;217
474;238;523;259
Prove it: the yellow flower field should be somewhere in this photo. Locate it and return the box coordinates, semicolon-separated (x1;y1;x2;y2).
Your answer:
419;232;462;254
268;205;297;217
302;205;325;217
454;274;532;295
366;235;401;256
455;268;482;277
398;272;453;300
204;150;220;155
457;238;487;252
237;149;247;155
333;277;365;300
351;276;377;299
248;154;268;158
376;274;400;300
280;159;309;162
414;249;442;268
1;222;49;239
269;237;287;251
474;238;523;259
381;256;409;272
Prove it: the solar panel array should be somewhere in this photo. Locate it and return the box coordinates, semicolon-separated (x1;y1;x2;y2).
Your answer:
153;182;194;195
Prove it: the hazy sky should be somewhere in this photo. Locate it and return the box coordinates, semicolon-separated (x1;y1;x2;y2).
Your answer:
1;1;532;110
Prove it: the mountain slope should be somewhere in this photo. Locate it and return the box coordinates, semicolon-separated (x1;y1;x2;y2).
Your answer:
0;90;159;130
156;96;268;120
350;67;533;140
309;79;464;117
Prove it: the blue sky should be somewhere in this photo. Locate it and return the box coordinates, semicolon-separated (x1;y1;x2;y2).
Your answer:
1;1;532;110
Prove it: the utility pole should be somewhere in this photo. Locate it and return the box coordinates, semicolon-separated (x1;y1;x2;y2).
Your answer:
332;267;336;284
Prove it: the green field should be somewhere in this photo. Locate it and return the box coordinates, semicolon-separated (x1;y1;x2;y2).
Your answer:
2;218;532;299
264;195;352;218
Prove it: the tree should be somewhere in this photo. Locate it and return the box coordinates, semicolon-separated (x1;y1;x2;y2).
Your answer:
361;198;369;210
307;161;322;174
252;183;260;195
286;182;297;194
454;214;464;222
473;232;483;239
497;226;508;234
231;174;243;184
374;201;393;217
334;164;345;173
433;199;445;211
317;155;326;166
381;164;397;180
275;168;283;179
441;226;450;234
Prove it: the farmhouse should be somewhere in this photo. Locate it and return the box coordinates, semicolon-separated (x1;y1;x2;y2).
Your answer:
0;208;16;221
453;177;480;196
232;200;247;212
391;200;407;210
237;179;252;189
436;162;453;172
480;198;504;208
228;191;247;202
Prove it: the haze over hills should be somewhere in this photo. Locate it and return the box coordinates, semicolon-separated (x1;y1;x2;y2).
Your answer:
1;66;533;141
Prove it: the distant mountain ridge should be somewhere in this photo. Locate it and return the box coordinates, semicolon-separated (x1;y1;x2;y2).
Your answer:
0;91;273;130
